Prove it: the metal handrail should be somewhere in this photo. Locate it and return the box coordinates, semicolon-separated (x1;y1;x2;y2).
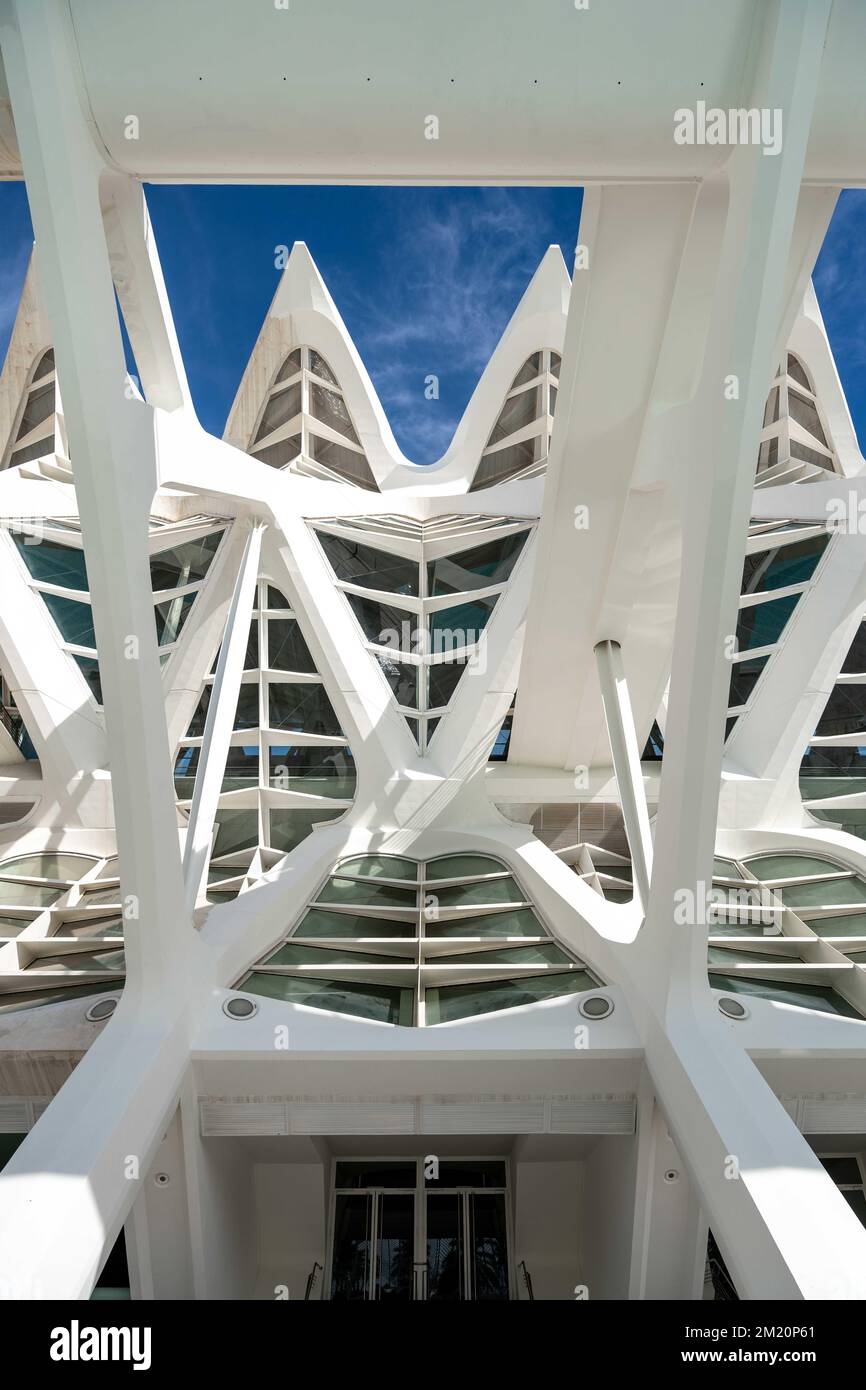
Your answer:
517;1260;534;1301
304;1262;323;1301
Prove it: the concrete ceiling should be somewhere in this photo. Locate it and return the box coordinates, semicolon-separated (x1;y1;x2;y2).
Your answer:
2;1;866;182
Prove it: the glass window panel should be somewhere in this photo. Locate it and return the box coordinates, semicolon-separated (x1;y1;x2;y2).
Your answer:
308;383;359;444
268;807;343;854
376;1194;414;1301
0;881;63;906
780;878;866;908
16;379;54;437
429;597;497;653
787;355;812;390
762;386;780;428
266;586;291;609
241;621;259;671
149;532;221;590
509;353;542;389
841;625;866;675
317;877;417;909
470;434;544;490
374;654;419;709
740;534;827;596
154;592;196;646
426;970;597;1023
744;853;843;879
34;947;125;974
263;942;405;967
13;536;88;590
329;1192;371;1301
253;435;302;469
335;1162;416;1189
788;388;827;445
347;593;416;650
550;384;557;415
253;381;301;443
810;913;866;938
789;439;833;470
307;433;377;490
736;593;800;651
268;682;342;735
489;713;511;761
275;348;302;383
550;351;561;377
308;351;338;386
428;659;467;709
426;533;528;597
433;942;573;967
268;744;355;798
708;972;862;1019
486;385;542;448
819;1156;862;1185
335;854;417;880
431;877;522;908
317;532;418;596
713;857;744;879
470;1192;510;1300
757;437;778;471
815;684;866;738
233;683;260;731
185;687;210;737
426;1161;507;1188
426;1192;463;1300
843;1191;866;1226
0;914;37;936
295;907;416;938
424;907;543;939
728;655;769;709
241;971;414;1024
267;618;316;673
425;854;507;880
220;744;259;791
31;348;55;382
0;853;96;880
40;593;95;647
213;809;259;857
73;655;103;704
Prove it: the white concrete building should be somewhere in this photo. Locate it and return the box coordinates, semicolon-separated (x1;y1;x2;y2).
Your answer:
1;0;866;1302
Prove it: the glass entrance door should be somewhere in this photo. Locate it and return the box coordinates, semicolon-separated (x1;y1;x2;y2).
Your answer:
327;1158;512;1300
426;1190;510;1300
329;1162;415;1301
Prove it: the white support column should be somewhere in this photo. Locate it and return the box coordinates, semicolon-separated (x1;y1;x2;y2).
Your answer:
183;521;263;913
0;0;203;1299
630;0;866;1298
594;639;653;908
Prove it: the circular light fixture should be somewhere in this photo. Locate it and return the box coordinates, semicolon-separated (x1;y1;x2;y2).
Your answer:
222;995;258;1020
718;996;749;1020
85;996;118;1022
578;994;614;1020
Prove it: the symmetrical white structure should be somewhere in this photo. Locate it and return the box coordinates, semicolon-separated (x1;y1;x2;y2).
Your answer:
1;0;866;1301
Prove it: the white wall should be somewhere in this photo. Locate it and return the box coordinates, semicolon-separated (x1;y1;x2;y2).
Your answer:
253;1161;327;1301
193;1137;258;1299
513;1158;583;1299
580;1134;640;1299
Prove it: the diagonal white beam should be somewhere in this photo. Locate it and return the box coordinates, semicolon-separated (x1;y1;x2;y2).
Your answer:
182;521;264;914
594;639;653;909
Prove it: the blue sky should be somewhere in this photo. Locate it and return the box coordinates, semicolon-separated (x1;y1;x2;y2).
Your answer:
0;183;864;463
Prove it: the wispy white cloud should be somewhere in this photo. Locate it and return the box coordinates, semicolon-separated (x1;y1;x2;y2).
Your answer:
333;188;580;461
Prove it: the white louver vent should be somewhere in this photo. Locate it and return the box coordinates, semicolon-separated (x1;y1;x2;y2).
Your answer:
198;1094;637;1137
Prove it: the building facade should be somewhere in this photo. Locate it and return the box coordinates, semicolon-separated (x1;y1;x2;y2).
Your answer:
1;0;866;1301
